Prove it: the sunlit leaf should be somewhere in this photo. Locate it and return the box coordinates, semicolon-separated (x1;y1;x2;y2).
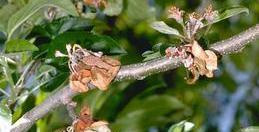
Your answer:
111;95;184;131
168;121;194;132
151;21;182;37
5;39;38;53
241;126;259;132
0;4;18;34
7;0;78;39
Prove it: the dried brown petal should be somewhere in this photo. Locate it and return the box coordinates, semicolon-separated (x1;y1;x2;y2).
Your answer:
191;41;208;59
205;50;217;70
91;67;111;90
185;42;218;83
70;70;91;93
85;121;110;132
91;121;108;127
193;57;208;76
73;106;110;132
102;56;121;66
205;50;218;78
74;106;94;132
74;119;88;132
205;71;214;78
186;66;200;84
70;79;88;93
66;44;121;92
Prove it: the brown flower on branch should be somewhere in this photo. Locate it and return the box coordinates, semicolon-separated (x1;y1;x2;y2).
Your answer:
166;41;218;84
69;70;92;92
73;106;110;132
191;41;218;78
55;44;121;92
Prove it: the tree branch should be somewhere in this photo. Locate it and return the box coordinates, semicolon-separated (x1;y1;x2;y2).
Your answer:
11;24;259;132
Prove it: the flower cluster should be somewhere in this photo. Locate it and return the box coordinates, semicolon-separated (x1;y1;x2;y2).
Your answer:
67;106;111;132
167;5;218;40
203;5;219;22
162;5;219;84
168;6;184;23
55;44;120;92
165;46;193;68
186;13;204;39
166;41;218;84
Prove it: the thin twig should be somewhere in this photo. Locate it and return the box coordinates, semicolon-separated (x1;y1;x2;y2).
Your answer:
11;24;259;132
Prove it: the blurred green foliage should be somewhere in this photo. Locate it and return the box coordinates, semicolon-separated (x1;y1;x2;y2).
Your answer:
0;0;259;132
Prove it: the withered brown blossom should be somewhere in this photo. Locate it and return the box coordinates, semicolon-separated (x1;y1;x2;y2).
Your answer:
166;41;218;84
72;106;111;132
164;5;218;84
55;44;120;92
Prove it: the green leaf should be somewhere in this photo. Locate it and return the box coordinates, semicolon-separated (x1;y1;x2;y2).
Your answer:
41;72;69;92
241;127;259;132
111;95;184;131
47;31;126;57
126;0;156;25
0;104;12;132
7;0;78;39
151;21;182;37
142;51;161;61
0;4;18;34
168;121;194;132
31;17;93;39
118;95;184;116
103;0;123;16
5;39;38;53
142;43;171;61
205;6;249;26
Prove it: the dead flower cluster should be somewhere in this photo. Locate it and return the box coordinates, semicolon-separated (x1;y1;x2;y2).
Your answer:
66;106;110;132
165;5;219;84
55;44;120;92
166;41;218;84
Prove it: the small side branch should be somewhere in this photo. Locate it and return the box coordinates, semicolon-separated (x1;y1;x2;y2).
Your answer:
11;24;259;132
